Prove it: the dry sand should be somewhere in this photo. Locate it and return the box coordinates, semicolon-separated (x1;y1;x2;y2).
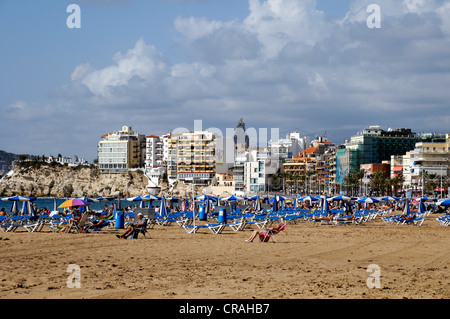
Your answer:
0;214;448;300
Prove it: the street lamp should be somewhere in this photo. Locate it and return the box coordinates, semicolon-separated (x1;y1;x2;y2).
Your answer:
412;162;446;198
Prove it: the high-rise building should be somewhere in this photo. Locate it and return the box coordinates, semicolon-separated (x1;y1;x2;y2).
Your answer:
176;131;217;185
336;125;443;185
144;134;166;194
268;132;309;162
232;118;250;195
283;135;335;194
409;133;449;196
244;149;274;193
234;118;250;156
167;134;180;184
97;126;145;174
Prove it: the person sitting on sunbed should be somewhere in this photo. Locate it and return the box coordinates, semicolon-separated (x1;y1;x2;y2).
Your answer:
0;208;8;216
59;209;83;233
116;213;147;239
398;213;416;222
313;215;334;222
245;223;283;243
335;215;356;222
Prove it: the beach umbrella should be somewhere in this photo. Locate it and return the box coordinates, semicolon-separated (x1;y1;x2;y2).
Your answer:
159;196;167;217
51;198;58;212
301;195;318;207
21;201;28;215
439;199;450;206
10;200;18;215
142;194;161;209
272;196;278;212
95;196;115;202
220;195;245;202
357;197;380;204
58;198;90;208
269;195;286;202
321;196;329;213
327;195;352;202
204;197;210;215
195;195;217;201
402;198;411;215
126;196;145;202
1;195;36;202
26;201;37;218
78;196;94;213
419;198;426;214
255;195;261;211
142;194;161;200
381;196;399;202
2;196;36;216
140;200;145;208
76;196;98;203
293;197;299;210
165;196;180;201
301;196;319;202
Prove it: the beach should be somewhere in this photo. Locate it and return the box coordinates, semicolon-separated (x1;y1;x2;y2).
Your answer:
0;214;448;300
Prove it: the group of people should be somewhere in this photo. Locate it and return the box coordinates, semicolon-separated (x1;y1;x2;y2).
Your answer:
55;205;114;234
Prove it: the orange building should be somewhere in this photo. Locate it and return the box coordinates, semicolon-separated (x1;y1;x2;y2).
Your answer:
360;163;390;178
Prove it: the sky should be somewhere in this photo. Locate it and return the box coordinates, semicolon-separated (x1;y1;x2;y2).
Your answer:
1;0;449;161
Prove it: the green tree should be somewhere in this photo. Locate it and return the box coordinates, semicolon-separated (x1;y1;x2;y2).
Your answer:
370;170;385;196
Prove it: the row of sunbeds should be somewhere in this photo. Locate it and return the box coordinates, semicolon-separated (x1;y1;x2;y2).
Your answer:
0;212;114;233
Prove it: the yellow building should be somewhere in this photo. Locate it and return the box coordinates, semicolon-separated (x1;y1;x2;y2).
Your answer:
176;131;217;185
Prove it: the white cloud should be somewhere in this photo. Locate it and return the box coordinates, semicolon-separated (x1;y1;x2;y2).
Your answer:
20;0;449;160
437;1;450;36
244;0;330;59
79;38;167;100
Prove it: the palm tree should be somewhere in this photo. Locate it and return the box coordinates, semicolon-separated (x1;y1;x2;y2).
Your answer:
392;174;404;196
370;170;386;196
344;171;362;196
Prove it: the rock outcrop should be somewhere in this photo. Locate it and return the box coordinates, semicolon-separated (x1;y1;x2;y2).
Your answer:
0;162;234;199
0;163;147;198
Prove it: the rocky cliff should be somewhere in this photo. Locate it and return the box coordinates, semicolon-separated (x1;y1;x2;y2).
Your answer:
0;162;217;199
0;163;147;198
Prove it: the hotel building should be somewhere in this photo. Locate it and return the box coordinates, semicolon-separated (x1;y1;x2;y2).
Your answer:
98;126;146;174
336;126;444;185
176;131;217;185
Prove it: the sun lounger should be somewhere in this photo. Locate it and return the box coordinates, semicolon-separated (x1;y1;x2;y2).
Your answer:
182;223;226;234
227;217;247;232
259;223;286;243
245;214;268;229
0;216;26;232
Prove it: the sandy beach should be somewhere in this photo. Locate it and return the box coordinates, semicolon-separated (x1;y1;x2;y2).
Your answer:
0;214;448;300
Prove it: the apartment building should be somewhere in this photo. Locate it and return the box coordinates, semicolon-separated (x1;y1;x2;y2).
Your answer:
176;131;217;185
98;126;145;174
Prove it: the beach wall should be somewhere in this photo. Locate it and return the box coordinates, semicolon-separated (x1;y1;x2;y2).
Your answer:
0;164;147;198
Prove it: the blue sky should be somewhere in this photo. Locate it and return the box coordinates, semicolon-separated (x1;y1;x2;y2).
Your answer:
1;0;449;161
